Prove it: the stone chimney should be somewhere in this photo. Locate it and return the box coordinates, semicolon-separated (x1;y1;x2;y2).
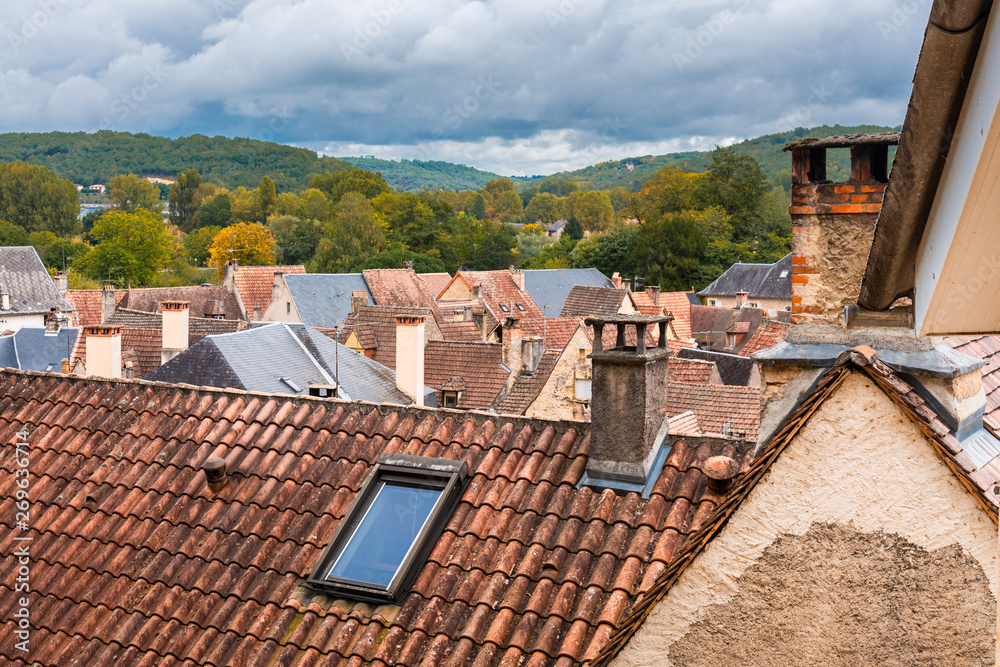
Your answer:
736;291;749;310
222;260;238;293
55;273;68;300
784;133;897;335
509;266;525;291
472;285;482;300
502;317;522;390
161;301;190;364
521;337;544;374
583;315;674;493
85;325;122;378
100;285;116;323
395;315;425;406
645;285;661;306
351;290;367;316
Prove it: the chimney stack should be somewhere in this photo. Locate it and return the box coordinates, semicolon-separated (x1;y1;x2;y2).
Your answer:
100;285;116;323
55;273;68;300
351;291;367;316
784;133;897;333
502;317;522;389
521;337;544;374
1;293;9;311
85;325;122;378
161;301;190;364
736;291;749;310
611;272;622;289
403;260;414;271
645;285;661;306
583;315;674;494
395;315;426;406
510;266;525;291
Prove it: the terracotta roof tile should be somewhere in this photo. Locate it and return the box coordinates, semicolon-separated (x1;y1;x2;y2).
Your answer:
664;383;761;441
232;265;304;320
668;358;715;386
439;321;486;344
119;286;243;320
519;318;583;352
449;271;545;329
66;289;126;327
560;286;628;318
741;319;790;356
419;273;453;297
1;368;751;667
363;269;441;312
424;341;510;410
340;305;441;369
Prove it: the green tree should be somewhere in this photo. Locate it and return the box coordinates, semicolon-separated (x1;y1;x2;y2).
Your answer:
184;226;222;267
196;193;233;229
539;179;579;197
208;222;277;271
634;167;705;222
464;220;516;270
0;220;29;246
79;209;175;286
312;192;387;273
168;168;202;232
0;162;79;236
464;192;487;220
481;177;517;201
571;223;639;277
268;215;322;265
515;229;553;267
523;235;578;270
567;191;615;233
310;169;391;204
28;231;59;263
492;189;524;222
703;147;769;241
109;174;162;213
257;176;276;222
81;208;107;236
629;213;708;291
42;238;90;272
354;248;447;273
564;217;584;240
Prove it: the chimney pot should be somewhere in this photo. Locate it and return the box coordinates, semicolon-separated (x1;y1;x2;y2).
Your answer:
403;260;414;271
307;383;338;398
203;456;227;492
703;455;739;492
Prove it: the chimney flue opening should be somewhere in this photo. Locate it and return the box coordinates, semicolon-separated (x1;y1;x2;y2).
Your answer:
204;456;227;492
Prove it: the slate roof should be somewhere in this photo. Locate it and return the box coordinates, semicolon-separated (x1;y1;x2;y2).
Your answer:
0;367;752;667
522;268;614;318
677;348;758;387
119;285;242;320
664;383;761;441
0;246;74;315
363;269;440;311
453;271;545;328
741;319;791;357
438;320;485;344
146;323;419;405
232;264;305;320
0;327;78;372
560;286;629;318
66;289;126;327
283;273;374;328
945;335;1000;432
592;347;999;664
341;305;440;370
105;308;247;339
492;349;561;415
520;317;584;352
698;253;792;300
424;340;510;410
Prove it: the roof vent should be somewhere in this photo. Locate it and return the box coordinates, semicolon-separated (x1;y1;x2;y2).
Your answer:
703;455;739;492
280;377;303;393
308;383;338;398
203;456;227;492
1;293;9;311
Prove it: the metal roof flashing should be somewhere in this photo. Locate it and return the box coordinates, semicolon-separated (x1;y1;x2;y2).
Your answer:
754;341;985;379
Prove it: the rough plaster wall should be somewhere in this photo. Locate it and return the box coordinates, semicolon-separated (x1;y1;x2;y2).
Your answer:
798;213;877;320
612;372;998;667
668;523;995;666
526;327;591;421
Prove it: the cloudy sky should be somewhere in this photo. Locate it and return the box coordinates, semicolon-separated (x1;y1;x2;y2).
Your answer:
0;0;930;175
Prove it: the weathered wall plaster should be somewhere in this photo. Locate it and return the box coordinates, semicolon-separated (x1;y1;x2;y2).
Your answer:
612;371;998;667
526;325;591;421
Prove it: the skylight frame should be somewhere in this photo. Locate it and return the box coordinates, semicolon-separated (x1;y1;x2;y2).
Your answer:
305;453;468;603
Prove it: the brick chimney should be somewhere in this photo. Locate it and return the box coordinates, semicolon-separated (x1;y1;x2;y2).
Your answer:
735;291;749;310
502;317;522;390
611;272;622;289
509;266;525;291
785;133;897;332
161;301;190;364
395;315;425;406
645;285;661;306
85;325;122;378
583;315;674;493
100;285;116;323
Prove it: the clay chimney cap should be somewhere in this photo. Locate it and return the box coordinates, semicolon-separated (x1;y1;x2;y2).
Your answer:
703;455;739;481
203;456;227;489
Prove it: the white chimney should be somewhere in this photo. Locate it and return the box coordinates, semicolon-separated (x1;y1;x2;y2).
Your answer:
85;325;122;378
395;315;425;406
736;291;749;310
510;266;525;291
1;293;9;311
100;285;116;323
161;301;190;364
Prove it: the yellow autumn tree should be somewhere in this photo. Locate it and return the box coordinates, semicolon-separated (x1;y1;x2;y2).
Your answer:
207;221;276;272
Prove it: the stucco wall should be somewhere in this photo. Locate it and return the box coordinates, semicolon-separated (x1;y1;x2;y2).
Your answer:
526;326;591;421
612;371;998;667
260;277;302;323
0;313;45;333
702;296;790;312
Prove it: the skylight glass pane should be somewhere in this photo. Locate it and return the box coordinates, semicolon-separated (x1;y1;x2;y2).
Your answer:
326;482;442;588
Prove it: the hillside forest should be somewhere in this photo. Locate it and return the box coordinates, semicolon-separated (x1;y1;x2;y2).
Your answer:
0;146;790;292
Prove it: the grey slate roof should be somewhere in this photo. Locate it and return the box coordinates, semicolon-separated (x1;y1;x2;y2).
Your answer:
146;322;428;404
522;268;614;318
677;347;757;386
698;253;792;300
283;273;374;328
0;327;78;372
0;246;74;315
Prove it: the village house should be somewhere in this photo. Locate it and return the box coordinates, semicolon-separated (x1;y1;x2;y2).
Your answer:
0;246;75;333
222;261;306;321
697;253;792;312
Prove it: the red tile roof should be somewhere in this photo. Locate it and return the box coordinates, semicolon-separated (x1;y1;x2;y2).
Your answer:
0;368;751;667
340;305;440;370
560;286;629;318
667;410;704;437
668;358;716;386
741;319;790;357
438;320;485;344
664;383;761;441
364;268;440;311
418;272;452;296
119;285;243;320
450;271;545;327
70;327;163;378
520;317;584;351
65;289;126;327
630;291;663;317
493;349;561;415
233;264;304;320
660;292;694;340
945;335;1000;432
424;340;510;409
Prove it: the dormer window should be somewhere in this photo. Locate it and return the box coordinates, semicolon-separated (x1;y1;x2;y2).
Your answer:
306;454;468;603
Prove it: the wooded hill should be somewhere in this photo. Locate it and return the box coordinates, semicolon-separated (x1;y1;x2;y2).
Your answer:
342;157;533;192
524;124;900;193
0;131;355;193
